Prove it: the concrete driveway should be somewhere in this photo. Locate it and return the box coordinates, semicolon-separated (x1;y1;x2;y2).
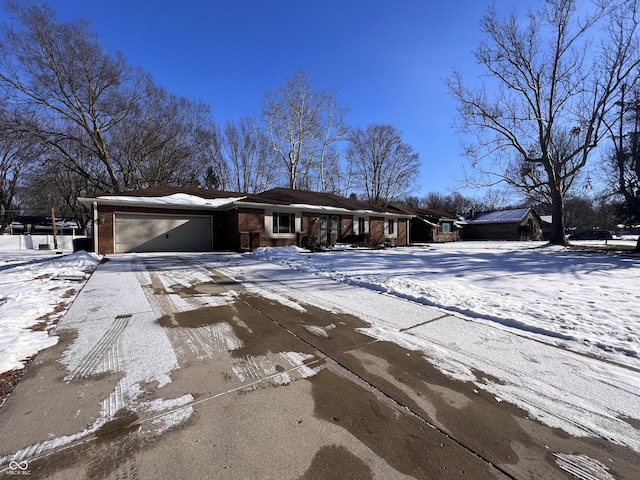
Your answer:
0;254;637;479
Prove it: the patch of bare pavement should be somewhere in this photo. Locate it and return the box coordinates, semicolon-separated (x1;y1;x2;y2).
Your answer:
0;255;637;479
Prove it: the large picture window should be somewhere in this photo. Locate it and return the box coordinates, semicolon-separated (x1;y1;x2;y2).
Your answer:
272;212;296;234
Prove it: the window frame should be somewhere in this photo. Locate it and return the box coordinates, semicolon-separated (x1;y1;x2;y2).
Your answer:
265;210;301;238
385;217;398;239
272;212;296;234
354;216;369;235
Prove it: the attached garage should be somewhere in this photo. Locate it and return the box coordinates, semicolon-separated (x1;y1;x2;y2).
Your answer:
114;212;212;253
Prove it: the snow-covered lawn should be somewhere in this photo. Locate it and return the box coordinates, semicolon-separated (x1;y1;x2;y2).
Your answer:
0;242;639;460
249;241;640;370
1;242;638;376
0;250;100;374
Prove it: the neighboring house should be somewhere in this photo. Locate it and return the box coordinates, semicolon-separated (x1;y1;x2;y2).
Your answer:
390;205;461;243
461;208;543;241
540;215;552;240
79;186;410;254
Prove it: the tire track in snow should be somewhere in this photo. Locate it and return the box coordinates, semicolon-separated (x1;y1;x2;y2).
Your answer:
65;314;131;382
554;453;616;480
100;335;128;418
183;322;244;360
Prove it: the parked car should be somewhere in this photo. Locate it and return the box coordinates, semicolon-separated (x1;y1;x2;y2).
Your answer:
568;230;613;240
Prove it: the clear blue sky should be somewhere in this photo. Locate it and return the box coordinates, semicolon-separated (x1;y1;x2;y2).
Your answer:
38;0;537;198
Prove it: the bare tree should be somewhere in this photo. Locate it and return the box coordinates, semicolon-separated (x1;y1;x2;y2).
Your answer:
222;117;276;193
0;2;222;195
604;84;640;250
262;71;349;191
0;108;42;232
110;83;217;189
0;2;147;193
447;0;640;244
311;95;351;193
348;124;420;206
21;156;101;234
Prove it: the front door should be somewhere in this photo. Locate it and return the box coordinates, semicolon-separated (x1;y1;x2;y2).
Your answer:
320;215;339;245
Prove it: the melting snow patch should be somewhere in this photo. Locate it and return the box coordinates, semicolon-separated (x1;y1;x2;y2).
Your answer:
554;453;615;480
210;322;244;352
304;325;330;338
146;405;194;437
242;283;307;312
281;351;323;379
140;394;194;414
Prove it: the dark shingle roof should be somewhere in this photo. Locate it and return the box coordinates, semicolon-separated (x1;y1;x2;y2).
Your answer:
390;204;458;220
105;186;245;199
88;186;402;214
244;188;391;213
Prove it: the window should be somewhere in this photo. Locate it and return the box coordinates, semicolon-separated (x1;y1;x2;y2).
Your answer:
272;212;296;234
357;217;366;235
388;219;395;235
441;222;451;234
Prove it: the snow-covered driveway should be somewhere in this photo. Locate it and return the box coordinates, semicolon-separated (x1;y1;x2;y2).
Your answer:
0;243;638;479
248;242;640;370
220;247;640;456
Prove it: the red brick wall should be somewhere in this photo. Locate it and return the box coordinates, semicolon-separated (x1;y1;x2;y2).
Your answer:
397;218;408;246
302;213;321;238
369;217;385;246
237;208;307;249
236;208;264;250
341;216;354;238
96;205;116;254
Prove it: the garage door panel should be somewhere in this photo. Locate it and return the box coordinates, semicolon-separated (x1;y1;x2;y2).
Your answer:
115;213;212;253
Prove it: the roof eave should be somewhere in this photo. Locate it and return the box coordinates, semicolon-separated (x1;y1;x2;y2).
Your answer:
77;196;243;211
233;200;409;217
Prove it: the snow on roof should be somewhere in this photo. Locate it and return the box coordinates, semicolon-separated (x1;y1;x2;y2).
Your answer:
466;208;532;224
96;193;245;208
288;203;380;214
84;186;405;215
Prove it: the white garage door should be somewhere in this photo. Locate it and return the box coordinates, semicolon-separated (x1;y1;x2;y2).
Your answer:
114;213;212;253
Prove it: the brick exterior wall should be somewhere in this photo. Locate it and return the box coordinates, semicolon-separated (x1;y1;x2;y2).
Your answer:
94;203;409;253
341;216;354;238
398;218;407;246
433;230;460;242
369;217;385;246
96;205;116;254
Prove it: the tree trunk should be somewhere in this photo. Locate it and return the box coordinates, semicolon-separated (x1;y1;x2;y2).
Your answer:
548;188;567;245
